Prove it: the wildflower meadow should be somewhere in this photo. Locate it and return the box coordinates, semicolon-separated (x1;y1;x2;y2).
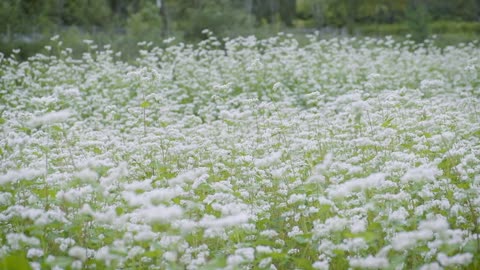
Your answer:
1;33;479;269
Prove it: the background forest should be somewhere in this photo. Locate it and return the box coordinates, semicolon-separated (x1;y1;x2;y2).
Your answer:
1;0;480;59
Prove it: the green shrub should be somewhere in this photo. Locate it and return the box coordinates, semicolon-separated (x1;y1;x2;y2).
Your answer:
430;20;480;34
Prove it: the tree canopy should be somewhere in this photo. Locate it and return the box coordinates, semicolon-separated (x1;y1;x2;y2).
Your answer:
1;0;478;38
1;0;478;58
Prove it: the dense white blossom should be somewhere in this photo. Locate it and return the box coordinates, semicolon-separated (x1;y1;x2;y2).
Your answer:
1;34;479;269
28;110;73;127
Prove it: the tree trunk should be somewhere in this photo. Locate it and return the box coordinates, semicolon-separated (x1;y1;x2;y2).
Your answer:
244;0;253;14
280;0;296;27
312;1;324;28
269;0;277;24
158;0;170;37
345;0;357;34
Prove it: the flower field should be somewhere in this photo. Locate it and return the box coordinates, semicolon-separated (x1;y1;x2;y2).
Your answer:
1;33;479;269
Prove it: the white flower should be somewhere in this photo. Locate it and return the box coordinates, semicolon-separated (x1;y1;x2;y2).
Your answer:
287;194;306;204
28;110;73;127
256;245;273;254
71;260;83;270
391;230;433;251
27;248;44;258
349;255;389;269
6;233;40;250
401;165;441;183
260;230;279;238
259;257;272;268
313;260;329;270
437;252;473;267
137;205;183;224
68;246;87;262
418;216;449;232
134;230;157;242
168;168;208;186
0;168;45;185
199;213;249;228
328;173;385;198
163;251;177;262
95;246;118;266
74;168;98;182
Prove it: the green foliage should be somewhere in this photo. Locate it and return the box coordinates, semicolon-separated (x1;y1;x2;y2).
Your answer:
180;1;254;40
63;0;112;28
431;20;480;34
0;252;31;270
126;2;163;41
406;1;430;42
2;0;480;60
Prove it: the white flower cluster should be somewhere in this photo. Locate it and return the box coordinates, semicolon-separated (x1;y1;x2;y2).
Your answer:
0;34;479;269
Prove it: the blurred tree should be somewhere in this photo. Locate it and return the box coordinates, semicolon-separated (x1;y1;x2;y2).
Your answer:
477;0;480;19
279;0;296;26
126;1;162;41
253;0;276;25
108;0;129;18
322;0;357;29
426;0;478;20
251;0;297;27
63;0;112;29
157;0;170;37
311;0;326;27
0;1;19;41
2;0;480;57
345;0;359;33
406;0;430;41
178;0;253;40
296;0;328;28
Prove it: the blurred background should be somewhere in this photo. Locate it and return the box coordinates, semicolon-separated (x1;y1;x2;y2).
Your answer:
1;0;479;59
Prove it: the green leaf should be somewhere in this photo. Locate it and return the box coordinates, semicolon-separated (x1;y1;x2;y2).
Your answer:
345;231;378;243
141;101;151;108
390;254;406;268
51;125;63;132
463;239;478;254
333;248;345;256
144;249;162;258
381;117;393;127
294;258;315;270
254;238;275;246
472;129;480;138
115;206;124;216
423;132;432;138
93;147;102;154
294;233;312;244
203;254;227;268
19;126;31;135
1;252;32;270
0;118;5;125
48;256;74;268
271;252;288;261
